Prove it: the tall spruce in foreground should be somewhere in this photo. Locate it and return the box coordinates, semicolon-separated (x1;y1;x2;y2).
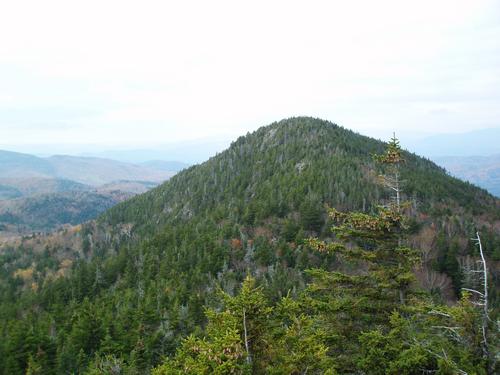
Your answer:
306;134;420;371
306;136;494;373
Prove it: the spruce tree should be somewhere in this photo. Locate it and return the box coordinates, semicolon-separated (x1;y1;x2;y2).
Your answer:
303;136;421;371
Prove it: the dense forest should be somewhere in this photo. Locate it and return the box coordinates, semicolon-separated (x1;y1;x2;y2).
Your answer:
0;190;133;233
0;117;498;374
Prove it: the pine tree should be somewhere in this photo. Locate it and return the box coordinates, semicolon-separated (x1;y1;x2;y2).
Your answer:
305;136;419;370
305;136;494;373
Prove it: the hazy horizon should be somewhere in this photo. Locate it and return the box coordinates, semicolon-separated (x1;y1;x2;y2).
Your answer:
1;122;499;164
1;0;499;154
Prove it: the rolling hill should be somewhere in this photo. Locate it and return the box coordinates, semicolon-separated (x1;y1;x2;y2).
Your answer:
139;160;190;173
0;117;498;374
0;151;186;236
0;177;90;200
0;150;176;186
0;177;163;238
0;190;133;235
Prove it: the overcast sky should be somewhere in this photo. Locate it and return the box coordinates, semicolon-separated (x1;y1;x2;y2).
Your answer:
0;0;499;153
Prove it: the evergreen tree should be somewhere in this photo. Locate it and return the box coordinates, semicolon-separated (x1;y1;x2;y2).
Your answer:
1;118;498;373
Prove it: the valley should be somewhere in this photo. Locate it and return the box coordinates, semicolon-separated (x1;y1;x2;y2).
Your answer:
0;151;187;238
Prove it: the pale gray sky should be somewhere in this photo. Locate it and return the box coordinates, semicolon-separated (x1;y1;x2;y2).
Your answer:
1;0;499;152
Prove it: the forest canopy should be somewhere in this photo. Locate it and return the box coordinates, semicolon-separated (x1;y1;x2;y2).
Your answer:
0;118;498;374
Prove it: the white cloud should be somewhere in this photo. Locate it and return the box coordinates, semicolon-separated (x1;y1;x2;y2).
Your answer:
0;0;499;149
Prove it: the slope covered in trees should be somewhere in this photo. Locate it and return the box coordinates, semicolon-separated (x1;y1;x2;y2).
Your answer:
0;117;498;374
0;180;163;238
102;118;498;234
0;177;90;200
0;190;133;234
0;150;182;237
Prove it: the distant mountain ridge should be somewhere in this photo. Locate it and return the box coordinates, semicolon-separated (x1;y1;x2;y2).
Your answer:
0;190;132;235
407;127;500;157
81;138;231;164
434;154;500;197
0;150;176;186
0;179;160;237
139;160;190;172
0;177;89;200
0;150;187;237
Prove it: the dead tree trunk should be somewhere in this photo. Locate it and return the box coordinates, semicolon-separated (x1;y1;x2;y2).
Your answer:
462;232;491;364
243;308;252;365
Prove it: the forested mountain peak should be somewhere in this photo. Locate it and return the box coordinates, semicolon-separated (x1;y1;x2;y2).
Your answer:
1;117;498;374
102;116;498;237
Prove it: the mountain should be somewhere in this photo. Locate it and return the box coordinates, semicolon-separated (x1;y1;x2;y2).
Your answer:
402;129;500;196
0;190;132;237
0;177;112;237
82;138;232;164
0;177;90;200
0;117;498;374
0;180;161;238
101;120;498;239
0;150;175;186
406;127;500;157
434;154;500;197
0;151;179;236
139;160;190;172
97;180;160;194
0;150;55;178
46;155;172;186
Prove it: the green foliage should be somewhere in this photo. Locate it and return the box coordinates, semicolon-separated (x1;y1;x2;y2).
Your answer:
304;204;420;371
435;231;463;295
84;354;127;375
0;118;498;373
299;199;324;232
358;297;495;375
373;134;404;166
154;277;265;374
154;277;335;374
0;190;130;234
